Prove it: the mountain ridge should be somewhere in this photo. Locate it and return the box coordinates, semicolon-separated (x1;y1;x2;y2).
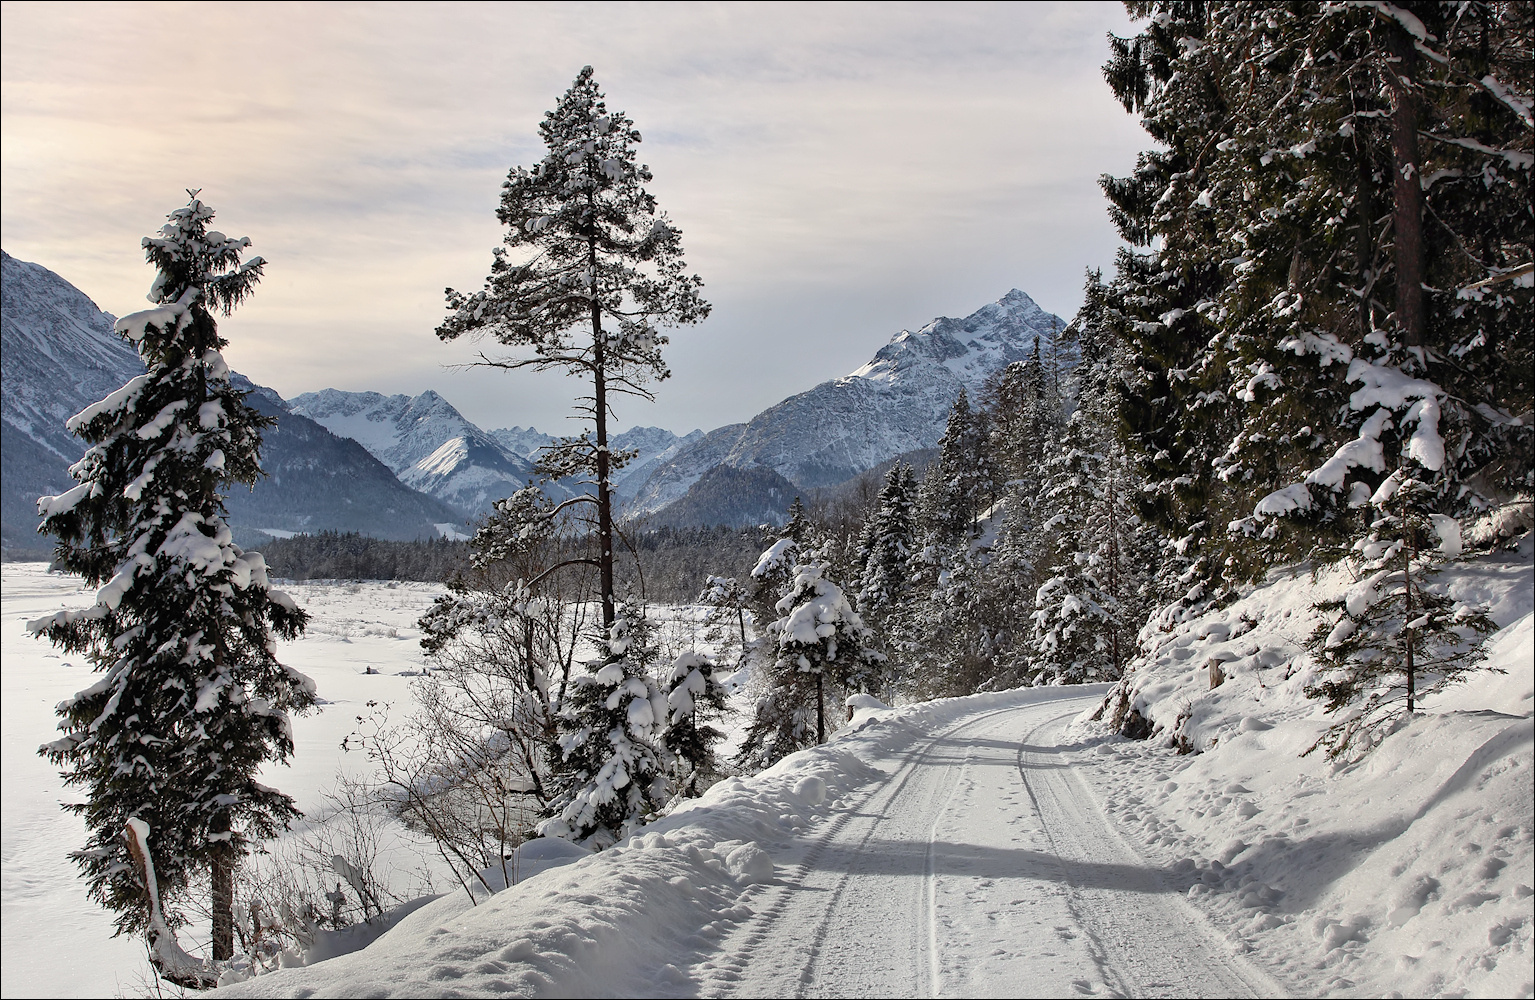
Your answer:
623;289;1068;516
0;251;463;554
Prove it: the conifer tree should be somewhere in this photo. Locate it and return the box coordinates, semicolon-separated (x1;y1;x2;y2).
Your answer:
540;607;669;846
856;462;918;642
1098;2;1245;623
662;650;729;797
438;66;710;629
1211;3;1533;561
924;390;994;544
31;194;313;971
738;546;884;768
1030;408;1143;684
782;496;816;548
1305;472;1498;758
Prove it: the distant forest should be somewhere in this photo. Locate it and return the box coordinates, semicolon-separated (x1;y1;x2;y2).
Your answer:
258;524;772;605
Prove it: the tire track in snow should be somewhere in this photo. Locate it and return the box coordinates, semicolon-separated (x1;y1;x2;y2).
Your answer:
1013;709;1288;999
695;701;1030;998
696;690;1289;998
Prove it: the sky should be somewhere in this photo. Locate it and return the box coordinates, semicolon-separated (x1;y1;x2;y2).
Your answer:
1;2;1149;435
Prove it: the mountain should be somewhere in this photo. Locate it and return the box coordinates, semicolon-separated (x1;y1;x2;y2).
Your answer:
642;464;797;530
287;389;553;519
483;423;704;502
609;426;706;500
0;251;463;555
625;423;749;517
2;251;145;555
488;425;554;459
626;290;1067;517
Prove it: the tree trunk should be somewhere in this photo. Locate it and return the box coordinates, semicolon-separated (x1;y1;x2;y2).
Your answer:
1354;119;1376;340
816;673;825;745
1385;23;1426;349
210;813;234;961
588;243;616;629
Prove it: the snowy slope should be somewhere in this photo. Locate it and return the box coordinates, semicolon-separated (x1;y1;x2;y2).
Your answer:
627;289;1067;516
0;251;140;461
1075;538;1534;998
287;389;548;518
1;251;143;553
0;252;461;550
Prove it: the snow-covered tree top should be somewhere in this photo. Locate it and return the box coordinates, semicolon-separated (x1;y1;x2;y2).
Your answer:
752;537;797;579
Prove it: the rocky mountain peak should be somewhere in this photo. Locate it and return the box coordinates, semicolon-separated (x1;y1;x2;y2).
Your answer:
847;288;1065;394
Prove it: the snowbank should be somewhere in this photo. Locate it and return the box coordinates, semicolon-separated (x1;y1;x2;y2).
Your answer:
1073;536;1533;997
1097;536;1533;752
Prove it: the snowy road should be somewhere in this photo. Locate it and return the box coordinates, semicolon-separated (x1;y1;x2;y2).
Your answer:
693;694;1285;999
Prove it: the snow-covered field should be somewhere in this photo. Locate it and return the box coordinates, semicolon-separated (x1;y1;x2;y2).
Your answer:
1;564;450;998
5;546;1531;998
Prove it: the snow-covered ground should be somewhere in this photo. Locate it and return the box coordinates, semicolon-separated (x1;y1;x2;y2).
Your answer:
6;543;1531;998
1;564;451;998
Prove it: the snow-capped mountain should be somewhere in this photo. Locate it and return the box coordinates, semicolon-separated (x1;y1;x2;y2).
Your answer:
610;426;706;500
1;251;463;552
486;423;704;501
627;289;1067;516
287;389;551;518
488;425;554;459
1;251;142;461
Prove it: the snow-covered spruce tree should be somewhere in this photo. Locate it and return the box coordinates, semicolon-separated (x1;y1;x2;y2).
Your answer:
1098;3;1247;627
1029;409;1146;685
983;337;1059;502
903;391;1004;692
662;650;730;797
921;390;995;545
437;66;710;630
855;461;918;646
1030;277;1154;685
1304;472;1498;758
31;193;314;973
738;544;885;769
540;606;669;846
782;495;816;548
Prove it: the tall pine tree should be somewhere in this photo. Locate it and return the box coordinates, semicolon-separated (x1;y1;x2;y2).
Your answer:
437;66;711;629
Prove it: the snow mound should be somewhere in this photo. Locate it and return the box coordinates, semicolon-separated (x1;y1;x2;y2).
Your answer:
1073;535;1534;998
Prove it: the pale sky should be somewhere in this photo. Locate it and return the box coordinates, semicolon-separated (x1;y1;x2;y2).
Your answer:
1;2;1147;435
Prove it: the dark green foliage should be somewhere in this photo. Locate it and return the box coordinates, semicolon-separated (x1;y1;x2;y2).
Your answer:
260;531;469;582
855;462;919;639
32;195;314;941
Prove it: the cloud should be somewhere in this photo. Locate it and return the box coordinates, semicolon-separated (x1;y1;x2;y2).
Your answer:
1;1;1146;433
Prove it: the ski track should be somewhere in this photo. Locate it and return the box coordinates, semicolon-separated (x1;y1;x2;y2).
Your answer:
693;693;1288;999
